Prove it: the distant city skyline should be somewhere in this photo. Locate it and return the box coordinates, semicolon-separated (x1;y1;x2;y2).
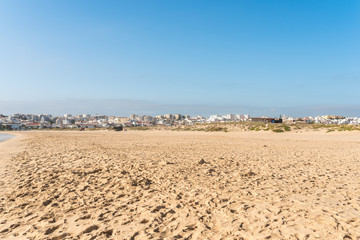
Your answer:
1;1;359;116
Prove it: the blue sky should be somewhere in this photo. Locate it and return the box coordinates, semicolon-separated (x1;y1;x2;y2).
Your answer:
0;0;359;116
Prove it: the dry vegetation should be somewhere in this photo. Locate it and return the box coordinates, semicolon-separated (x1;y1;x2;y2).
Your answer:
159;122;359;133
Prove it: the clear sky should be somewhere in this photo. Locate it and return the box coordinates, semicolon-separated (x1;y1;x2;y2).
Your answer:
0;0;359;116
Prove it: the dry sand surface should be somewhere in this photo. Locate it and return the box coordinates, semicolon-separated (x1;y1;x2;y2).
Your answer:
0;133;27;196
0;130;360;240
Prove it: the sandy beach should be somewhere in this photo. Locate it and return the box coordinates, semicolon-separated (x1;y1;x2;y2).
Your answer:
0;130;359;239
0;133;27;196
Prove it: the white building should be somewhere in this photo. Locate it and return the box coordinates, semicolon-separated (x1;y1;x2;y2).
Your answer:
209;115;223;122
223;114;236;121
130;114;138;119
62;119;71;125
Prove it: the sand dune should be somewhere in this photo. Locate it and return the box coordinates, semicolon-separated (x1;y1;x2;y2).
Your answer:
0;130;359;239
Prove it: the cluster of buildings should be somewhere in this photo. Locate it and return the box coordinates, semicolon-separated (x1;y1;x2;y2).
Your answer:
0;113;359;130
303;115;360;125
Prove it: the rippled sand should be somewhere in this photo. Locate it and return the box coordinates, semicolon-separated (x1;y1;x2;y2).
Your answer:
0;130;359;239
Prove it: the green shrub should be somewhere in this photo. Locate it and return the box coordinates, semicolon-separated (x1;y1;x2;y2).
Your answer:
283;125;291;131
205;126;228;132
128;127;150;131
272;129;284;133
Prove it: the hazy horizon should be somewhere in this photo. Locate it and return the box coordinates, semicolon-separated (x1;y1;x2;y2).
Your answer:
1;99;360;118
1;1;359;116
